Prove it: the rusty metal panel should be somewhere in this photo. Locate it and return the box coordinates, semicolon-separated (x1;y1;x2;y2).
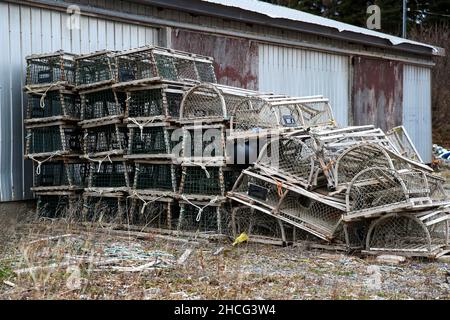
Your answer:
352;57;403;132
171;29;258;89
403;65;432;163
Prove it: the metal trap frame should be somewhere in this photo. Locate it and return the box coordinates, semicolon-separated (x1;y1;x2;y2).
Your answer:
344;167;450;221
133;161;180;195
365;209;450;257
75;50;117;90
128;195;175;229
82;123;128;158
25;88;80;124
125;83;187;121
82;191;128;224
32;159;89;192
79;87;127;125
126;122;176;159
113;45;216;88
25;121;82;158
87;159;134;192
25;51;76;89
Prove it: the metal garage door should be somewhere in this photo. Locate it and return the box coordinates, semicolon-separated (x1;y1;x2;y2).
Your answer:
0;2;159;201
258;43;350;126
403;65;432;163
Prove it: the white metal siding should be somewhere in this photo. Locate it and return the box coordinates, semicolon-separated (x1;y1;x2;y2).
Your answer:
403;65;432;163
258;44;350;126
0;2;159;201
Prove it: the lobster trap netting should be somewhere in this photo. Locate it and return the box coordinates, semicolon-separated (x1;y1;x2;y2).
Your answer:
230;206;285;241
33;161;89;189
75;51;116;87
27;90;80;120
297;99;335;127
36;194;77;218
232;172;283;210
182;126;225;159
223;168;245;193
180;166;224;196
126;86;184;119
194;60;216;83
346;167;409;214
230;97;277;134
27;125;82;155
81;89;126;120
177;203;229;234
89;161;133;188
83;196;127;223
84;124;127;155
367;215;433;252
278;192;343;239
180;84;228;121
257;137;318;188
134;163;179;192
129;126;172;156
386;126;423;163
427;174;448;201
26;52;76;86
129;199;175;229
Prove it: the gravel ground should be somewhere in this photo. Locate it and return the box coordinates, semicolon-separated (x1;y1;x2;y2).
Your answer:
0;221;449;300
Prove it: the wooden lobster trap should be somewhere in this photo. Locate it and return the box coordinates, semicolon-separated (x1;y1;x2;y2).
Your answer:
177;199;230;236
82;190;128;224
83;123;128;158
364;208;450;257
25;51;76;90
75;50;117;90
133;161;180;196
25;88;80;124
126;122;177;159
125;83;187;121
128;194;176;229
35;191;82;219
87;159;134;193
179;83;259;124
25;121;82;158
113;45;216;88
79;87;127;125
32;159;89;192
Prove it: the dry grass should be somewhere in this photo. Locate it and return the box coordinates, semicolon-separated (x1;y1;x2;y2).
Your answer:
0;211;450;300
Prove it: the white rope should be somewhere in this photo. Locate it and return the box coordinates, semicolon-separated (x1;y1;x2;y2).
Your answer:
28;151;63;175
127;117;155;141
129;191;169;214
85;150;120;172
182;159;219;179
181;195;219;222
25;81;65;109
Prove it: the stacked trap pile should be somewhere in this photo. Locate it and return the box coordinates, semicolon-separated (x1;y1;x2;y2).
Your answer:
24;51;85;217
228;115;450;257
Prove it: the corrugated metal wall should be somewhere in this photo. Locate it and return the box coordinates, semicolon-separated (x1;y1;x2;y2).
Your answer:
403;65;432;163
0;2;159;201
258;44;350;126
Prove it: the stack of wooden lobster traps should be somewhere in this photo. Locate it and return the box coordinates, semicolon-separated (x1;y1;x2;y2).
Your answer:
24;46;450;258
